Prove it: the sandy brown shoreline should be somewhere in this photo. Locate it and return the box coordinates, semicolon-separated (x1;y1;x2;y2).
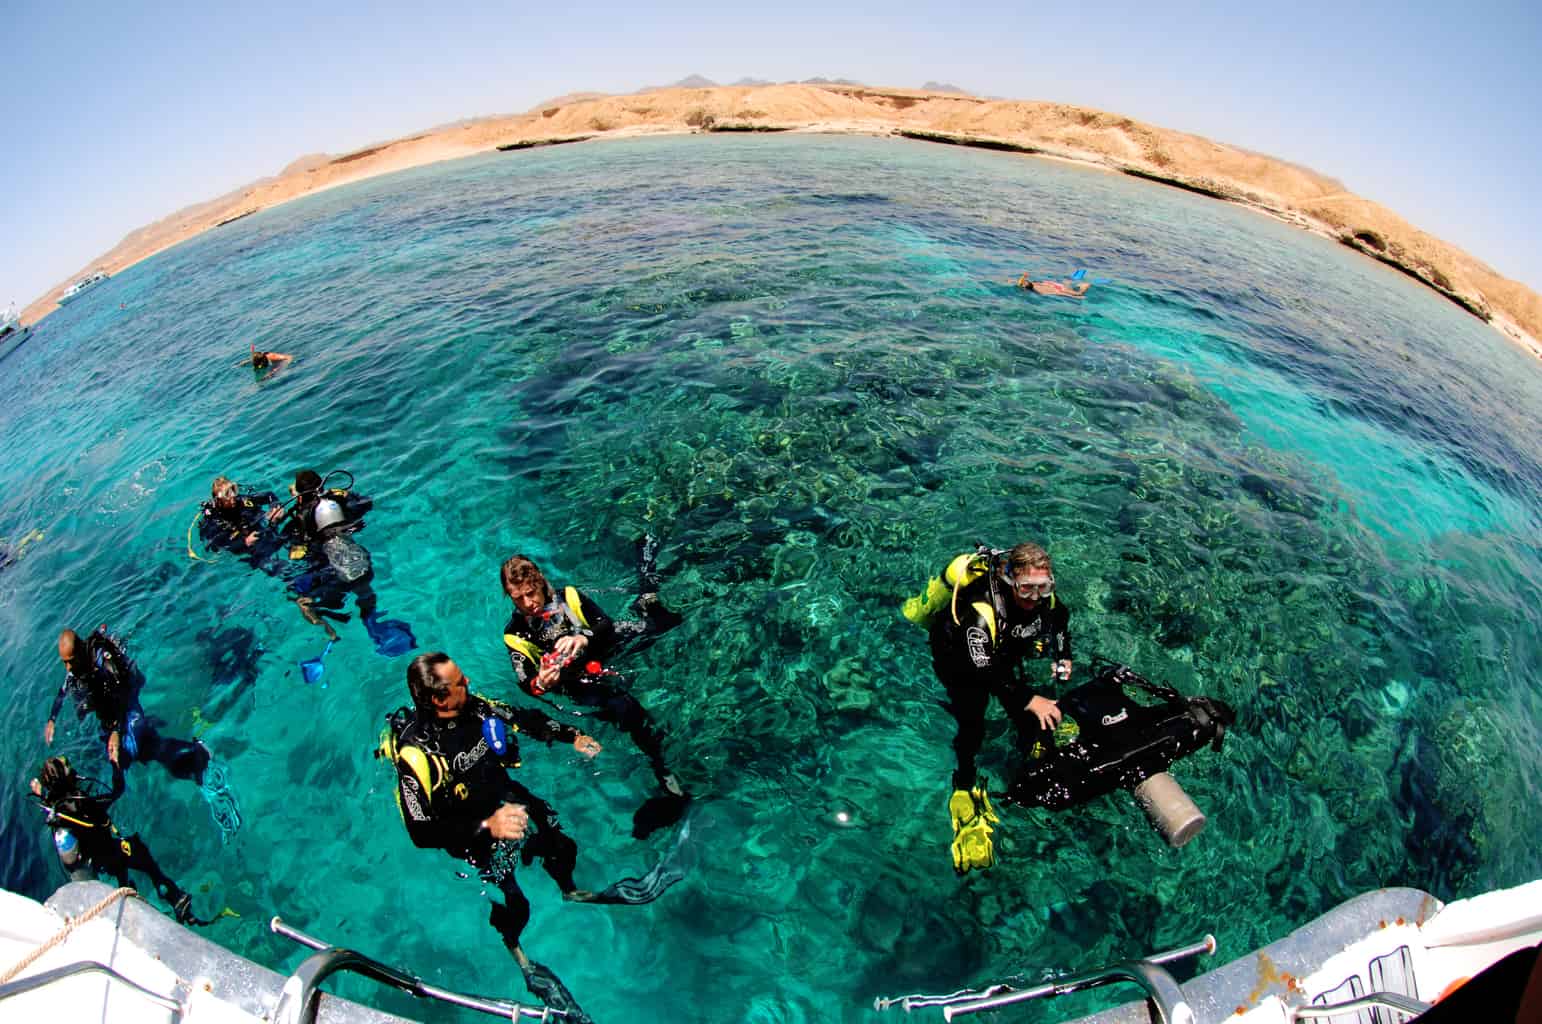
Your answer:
21;83;1542;360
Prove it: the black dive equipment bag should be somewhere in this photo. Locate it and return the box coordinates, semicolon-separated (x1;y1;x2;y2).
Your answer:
1006;661;1234;845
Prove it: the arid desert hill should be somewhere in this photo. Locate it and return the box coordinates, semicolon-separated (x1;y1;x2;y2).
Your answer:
22;82;1541;357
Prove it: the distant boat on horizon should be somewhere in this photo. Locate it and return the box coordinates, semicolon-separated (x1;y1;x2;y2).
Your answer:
0;302;33;360
56;269;109;305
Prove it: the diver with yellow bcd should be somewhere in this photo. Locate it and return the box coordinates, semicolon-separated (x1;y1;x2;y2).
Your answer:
905;544;1237;867
903;541;1072;874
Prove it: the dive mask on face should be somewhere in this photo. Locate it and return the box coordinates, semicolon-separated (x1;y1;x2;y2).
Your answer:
1005;572;1054;597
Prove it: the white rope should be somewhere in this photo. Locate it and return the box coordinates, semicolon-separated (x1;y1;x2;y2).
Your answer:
0;886;139;985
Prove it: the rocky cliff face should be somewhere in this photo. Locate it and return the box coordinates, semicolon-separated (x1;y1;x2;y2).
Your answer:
25;83;1541;356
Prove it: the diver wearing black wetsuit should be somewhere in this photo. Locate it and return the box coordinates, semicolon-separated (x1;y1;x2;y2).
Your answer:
198;477;285;570
394;690;589;931
281;469;413;655
500;545;687;836
31;757;204;924
391;652;627;1021
46;627;208;794
930;546;1072;791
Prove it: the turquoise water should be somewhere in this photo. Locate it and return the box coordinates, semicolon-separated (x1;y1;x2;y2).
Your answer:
2;134;1540;1022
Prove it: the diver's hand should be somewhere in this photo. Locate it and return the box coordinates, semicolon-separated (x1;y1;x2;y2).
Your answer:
44;719;54;744
107;730;121;766
266;506;284;524
573;734;601;758
1026;696;1062;731
534;662;562;691
554;634;588;659
243;531;259;547
483;803;529;841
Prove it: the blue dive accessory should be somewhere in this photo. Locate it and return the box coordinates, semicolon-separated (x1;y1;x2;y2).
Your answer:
483;716;511;757
300;639;334;685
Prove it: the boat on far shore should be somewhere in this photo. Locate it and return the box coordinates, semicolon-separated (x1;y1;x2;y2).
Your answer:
0;303;32;359
56;270;109;305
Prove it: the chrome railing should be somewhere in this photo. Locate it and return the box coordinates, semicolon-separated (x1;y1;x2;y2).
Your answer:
0;960;186;1016
1292;991;1430;1020
271;916;564;1024
875;935;1215;1023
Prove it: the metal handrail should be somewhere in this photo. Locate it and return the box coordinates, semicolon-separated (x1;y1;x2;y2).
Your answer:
271;916;563;1023
875;935;1214;1022
943;957;1195;1023
0;959;186;1016
1292;991;1430;1019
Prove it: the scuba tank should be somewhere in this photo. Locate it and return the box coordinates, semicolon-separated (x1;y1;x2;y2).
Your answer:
53;827;84;874
1005;661;1235;847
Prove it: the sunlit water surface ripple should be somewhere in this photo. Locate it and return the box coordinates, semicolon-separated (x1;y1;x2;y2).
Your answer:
1;136;1539;1023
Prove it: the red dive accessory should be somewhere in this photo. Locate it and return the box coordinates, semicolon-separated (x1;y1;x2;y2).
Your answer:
532;649;574;695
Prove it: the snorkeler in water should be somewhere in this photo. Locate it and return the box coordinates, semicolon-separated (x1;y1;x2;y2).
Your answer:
249;345;292;378
1016;274;1091;298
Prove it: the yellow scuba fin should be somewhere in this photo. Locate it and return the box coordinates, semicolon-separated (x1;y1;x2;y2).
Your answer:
949;784;1001;875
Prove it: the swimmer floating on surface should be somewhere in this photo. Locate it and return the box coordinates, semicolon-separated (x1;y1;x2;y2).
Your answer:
1016;274;1091;298
249;344;292;378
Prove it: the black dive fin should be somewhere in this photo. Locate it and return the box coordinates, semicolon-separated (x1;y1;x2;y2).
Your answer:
591;813;694;904
631;792;690;840
522;958;593;1024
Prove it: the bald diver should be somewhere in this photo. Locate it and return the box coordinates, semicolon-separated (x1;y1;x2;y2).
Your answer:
45;627;210;794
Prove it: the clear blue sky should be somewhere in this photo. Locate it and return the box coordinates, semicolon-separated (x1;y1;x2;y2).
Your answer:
3;1;1539;312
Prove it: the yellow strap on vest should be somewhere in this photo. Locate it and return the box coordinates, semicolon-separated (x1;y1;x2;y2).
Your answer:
398;745;435;795
503;633;542;664
971;600;997;645
564;586;589;628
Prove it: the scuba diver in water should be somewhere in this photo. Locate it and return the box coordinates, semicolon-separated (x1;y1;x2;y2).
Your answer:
905;541;1072;873
29;756;217;926
195;475;287;569
280;468;415;656
383;651;689;1023
500;541;689;838
44;627;210;796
